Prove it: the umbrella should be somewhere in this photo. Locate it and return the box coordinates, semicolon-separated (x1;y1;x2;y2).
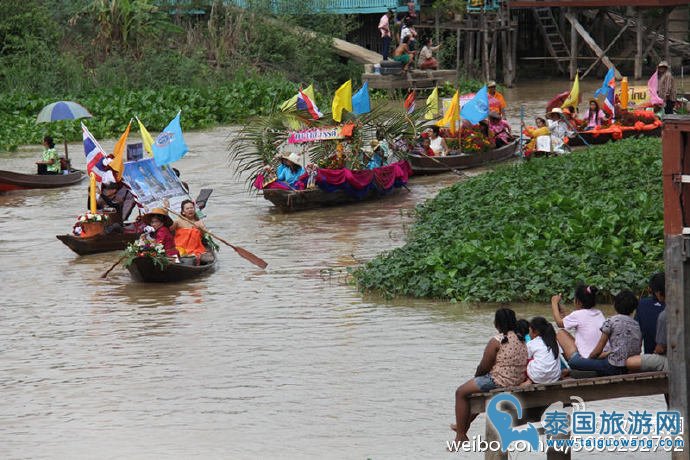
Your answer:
36;101;93;160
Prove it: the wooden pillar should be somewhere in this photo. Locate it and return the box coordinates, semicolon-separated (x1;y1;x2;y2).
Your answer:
569;9;577;80
662;116;690;460
511;19;517;84
634;8;643;80
467;21;475;76
490;29;497;81
482;14;490;82
435;8;440;44
456;27;461;72
663;8;670;62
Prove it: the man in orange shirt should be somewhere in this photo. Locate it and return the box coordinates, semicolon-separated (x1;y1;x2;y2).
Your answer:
488;81;507;118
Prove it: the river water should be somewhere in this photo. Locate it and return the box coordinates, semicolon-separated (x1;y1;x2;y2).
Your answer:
0;80;668;459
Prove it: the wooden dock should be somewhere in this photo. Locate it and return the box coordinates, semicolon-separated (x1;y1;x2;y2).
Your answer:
362;69;458;90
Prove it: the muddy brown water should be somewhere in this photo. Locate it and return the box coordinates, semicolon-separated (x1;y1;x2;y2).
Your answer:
1;80;666;459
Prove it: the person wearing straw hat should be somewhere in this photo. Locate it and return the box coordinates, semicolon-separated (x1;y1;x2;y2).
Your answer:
656;61;676;115
275;151;305;188
142;208;179;257
545;108;573;155
487;81;506;118
364;140;385;170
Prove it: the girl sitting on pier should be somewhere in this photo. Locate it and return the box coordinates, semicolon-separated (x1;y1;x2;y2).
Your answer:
451;308;527;443
521;317;562;385
551;284;605;362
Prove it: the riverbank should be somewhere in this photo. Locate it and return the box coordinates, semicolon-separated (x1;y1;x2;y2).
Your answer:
354;137;663;302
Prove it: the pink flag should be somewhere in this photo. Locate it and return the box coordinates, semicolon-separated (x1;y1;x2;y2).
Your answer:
647;72;664;106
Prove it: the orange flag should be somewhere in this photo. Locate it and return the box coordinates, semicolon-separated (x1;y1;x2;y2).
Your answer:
111;121;131;181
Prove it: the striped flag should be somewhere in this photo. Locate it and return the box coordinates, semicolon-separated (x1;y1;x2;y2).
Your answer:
297;88;323;119
81;123;115;183
604;85;616;120
404;90;416;114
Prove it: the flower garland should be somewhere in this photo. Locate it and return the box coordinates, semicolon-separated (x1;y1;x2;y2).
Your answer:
122;238;170;270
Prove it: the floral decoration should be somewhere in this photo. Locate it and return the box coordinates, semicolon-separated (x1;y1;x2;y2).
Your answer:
122;238;170;270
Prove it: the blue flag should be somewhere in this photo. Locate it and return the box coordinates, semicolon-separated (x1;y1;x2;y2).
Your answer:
460;86;489;124
153;112;189;166
594;67;616;98
351;82;371;115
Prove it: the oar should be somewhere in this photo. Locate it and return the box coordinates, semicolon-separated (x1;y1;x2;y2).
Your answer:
558;112;591;148
101;254;126;279
164;207;268;270
414;148;468;178
518;104;525;158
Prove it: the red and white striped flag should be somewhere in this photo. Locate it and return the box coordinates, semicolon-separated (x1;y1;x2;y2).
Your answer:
81;123;115;183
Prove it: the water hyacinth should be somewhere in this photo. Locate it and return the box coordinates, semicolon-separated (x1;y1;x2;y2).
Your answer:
354;138;664;303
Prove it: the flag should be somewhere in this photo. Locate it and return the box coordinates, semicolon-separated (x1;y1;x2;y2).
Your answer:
136;117;154;157
89;173;97;214
352;82;371;115
460;85;490;125
647;72;664;106
109;121;131;181
604;85;616;118
594;67;616;98
437;90;460;135
425;87;439;120
297;88;323;119
82;122;115;183
281;84;316;112
561;73;580;110
404;90;416;114
332;80;353;123
153;112;189;166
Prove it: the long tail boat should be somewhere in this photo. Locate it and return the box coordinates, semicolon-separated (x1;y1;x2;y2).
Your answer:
0;169;86;192
407;140;518;175
56;232;138;255
126;249;217;282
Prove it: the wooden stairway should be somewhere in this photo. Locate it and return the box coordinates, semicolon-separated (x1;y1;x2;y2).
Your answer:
532;7;570;74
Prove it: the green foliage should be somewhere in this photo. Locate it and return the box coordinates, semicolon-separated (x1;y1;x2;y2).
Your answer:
353;138;664;302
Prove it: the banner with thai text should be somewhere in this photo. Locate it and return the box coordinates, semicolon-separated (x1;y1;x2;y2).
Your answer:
287;125;352;144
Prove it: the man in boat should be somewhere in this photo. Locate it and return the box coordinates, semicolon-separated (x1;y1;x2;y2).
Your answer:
656;61;676;115
94;181;136;233
487;82;506;118
36;136;61;175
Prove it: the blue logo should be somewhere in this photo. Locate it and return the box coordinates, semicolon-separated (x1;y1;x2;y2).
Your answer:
155;131;175;147
486;394;540;452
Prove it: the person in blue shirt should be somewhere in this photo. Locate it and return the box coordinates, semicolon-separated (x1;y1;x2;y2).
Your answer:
276;152;305;188
365;140;385;170
635;272;665;354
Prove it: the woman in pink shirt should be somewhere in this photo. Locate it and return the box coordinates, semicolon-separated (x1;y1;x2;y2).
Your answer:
551;284;605;362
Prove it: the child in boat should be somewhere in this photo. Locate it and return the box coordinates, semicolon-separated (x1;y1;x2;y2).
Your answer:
551;284;605;362
563;289;641;376
582;99;607;130
521;117;550;158
142;208;179;257
522;317;562;385
451;308;528;443
171;199;213;264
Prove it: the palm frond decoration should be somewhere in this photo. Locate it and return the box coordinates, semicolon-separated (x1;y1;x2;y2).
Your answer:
228;98;433;190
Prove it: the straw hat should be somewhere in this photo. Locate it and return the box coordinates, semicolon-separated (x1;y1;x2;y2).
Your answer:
487;81;497;87
280;151;303;167
143;208;173;227
370;139;380;150
657;60;669;68
548;107;563;115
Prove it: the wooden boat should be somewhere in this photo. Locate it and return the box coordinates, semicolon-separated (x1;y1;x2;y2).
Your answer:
567;125;662;147
56;232;138;256
407;140;518;174
262;185;405;212
126;249;217;283
0;169;86;192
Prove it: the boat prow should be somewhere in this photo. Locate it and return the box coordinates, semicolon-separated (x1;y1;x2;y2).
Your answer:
0;169;86;192
407;140;517;175
57;232;139;256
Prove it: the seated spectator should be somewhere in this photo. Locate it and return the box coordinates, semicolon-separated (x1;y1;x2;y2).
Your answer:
393;36;416;73
418;37;441;70
522;317;562;385
635;272;666;354
551;284;605;360
626;309;667;372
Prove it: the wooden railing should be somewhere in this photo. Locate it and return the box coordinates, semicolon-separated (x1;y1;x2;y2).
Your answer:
158;0;419;15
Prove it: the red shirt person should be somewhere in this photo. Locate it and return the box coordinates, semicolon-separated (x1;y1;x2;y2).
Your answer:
143;208;179;257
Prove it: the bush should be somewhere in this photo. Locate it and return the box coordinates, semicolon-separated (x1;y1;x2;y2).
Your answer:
353;138;664;302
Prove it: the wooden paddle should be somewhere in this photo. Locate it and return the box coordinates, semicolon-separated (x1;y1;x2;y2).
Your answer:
101;254;126;279
164;207;268;270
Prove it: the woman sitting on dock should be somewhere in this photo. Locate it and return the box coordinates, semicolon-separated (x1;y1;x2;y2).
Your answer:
451;308;527;444
142;208;179;258
551;285;605;363
561;289;641;376
418;37;440;70
521;317;562;385
171;200;213;264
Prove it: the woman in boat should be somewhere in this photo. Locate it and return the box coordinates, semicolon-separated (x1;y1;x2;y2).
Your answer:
365;140;385;169
37;136;61;175
142;208;179;257
428;126;449;156
277;152;305;188
487;111;512;148
521;117;550;158
582;99;607;130
546;108;574;154
171;200;213;264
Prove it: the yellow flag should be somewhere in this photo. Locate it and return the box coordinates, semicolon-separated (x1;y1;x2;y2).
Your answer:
89;173;97;214
437;90;460;135
136;117;154;157
111;121;131;181
620;77;629;109
425;87;439;120
561;73;580;110
280;84;316;112
332;80;353;123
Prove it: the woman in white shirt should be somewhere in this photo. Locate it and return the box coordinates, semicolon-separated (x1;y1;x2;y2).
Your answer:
428;126;449;156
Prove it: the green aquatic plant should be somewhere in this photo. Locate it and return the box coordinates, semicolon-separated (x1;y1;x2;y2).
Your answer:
354;138;664;302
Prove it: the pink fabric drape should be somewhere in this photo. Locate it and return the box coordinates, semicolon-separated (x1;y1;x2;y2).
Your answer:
316;160;412;190
647;72;664;106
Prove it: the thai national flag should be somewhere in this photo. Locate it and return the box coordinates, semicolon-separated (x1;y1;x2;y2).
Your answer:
404;90;416;114
297;89;323;120
81;123;115;183
604;85;616;119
